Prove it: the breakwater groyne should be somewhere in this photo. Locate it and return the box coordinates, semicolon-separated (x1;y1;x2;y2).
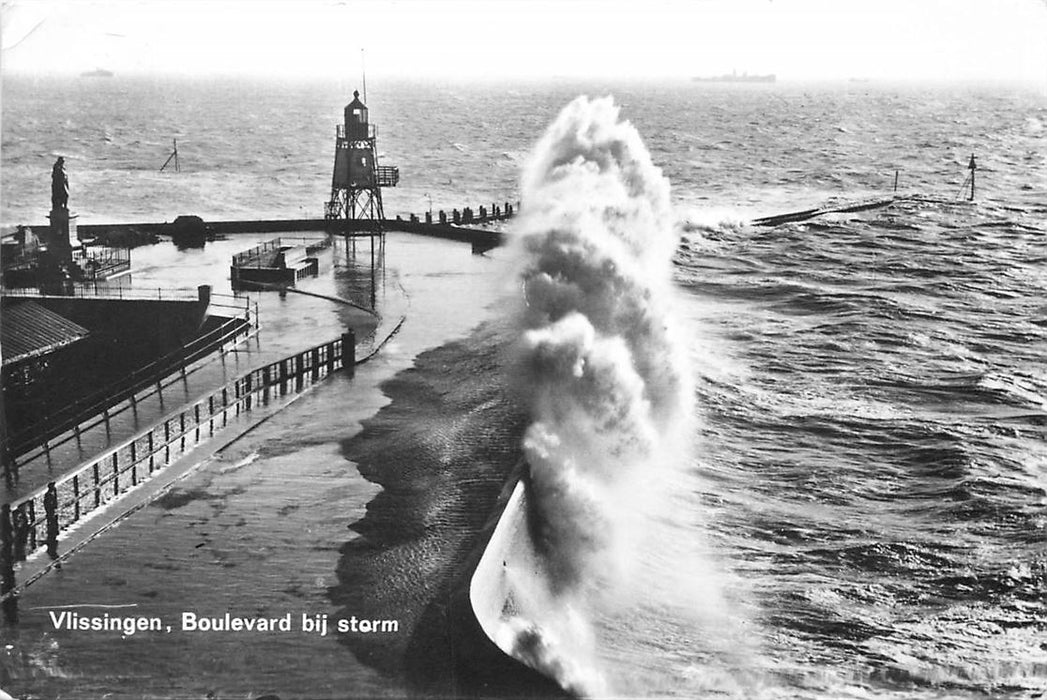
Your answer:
73;200;517;251
747;194;967;227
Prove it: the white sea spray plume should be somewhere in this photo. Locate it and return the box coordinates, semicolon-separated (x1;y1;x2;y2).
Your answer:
502;95;747;695
517;94;690;584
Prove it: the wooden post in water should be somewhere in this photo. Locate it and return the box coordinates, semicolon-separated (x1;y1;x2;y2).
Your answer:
894;170;899;192
967;154;976;201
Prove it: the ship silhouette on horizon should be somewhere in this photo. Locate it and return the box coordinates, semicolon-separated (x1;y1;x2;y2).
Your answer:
80;68;114;78
693;70;775;83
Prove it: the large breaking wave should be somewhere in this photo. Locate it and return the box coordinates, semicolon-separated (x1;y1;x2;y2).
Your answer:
505;95;704;695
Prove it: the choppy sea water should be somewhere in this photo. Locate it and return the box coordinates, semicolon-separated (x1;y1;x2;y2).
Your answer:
1;76;1046;698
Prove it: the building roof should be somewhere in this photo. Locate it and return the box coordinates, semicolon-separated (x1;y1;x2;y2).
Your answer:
1;300;90;367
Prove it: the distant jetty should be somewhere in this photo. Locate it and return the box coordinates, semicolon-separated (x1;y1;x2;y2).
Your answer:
693;71;775;83
80;68;114;78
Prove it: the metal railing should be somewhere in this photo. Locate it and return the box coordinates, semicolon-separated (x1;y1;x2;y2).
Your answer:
376;166;399;187
2;293;256;466
1;286;201;301
336;123;376;141
231;238;328;269
1;333;354;601
4;318;251;465
232;239;284;268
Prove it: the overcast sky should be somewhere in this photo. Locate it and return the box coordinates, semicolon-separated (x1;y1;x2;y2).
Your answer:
2;0;1046;85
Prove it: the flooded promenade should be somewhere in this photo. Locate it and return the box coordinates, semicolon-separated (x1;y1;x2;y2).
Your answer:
1;230;513;698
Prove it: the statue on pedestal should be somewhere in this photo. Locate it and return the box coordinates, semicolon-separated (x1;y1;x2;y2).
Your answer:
51;157;68;211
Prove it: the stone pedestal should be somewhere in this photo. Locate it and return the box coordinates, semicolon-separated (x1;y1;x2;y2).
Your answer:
46;208;77;258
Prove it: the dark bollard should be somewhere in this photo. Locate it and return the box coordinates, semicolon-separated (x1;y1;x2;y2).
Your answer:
425;211;432;224
44;482;59;560
341;330;356;377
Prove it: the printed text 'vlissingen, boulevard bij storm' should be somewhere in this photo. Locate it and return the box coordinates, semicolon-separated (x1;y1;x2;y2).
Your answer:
48;610;399;636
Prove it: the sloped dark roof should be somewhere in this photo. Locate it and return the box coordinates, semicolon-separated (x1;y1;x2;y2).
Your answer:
1;301;89;367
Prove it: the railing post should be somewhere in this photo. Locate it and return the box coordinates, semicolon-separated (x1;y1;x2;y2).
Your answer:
311;348;320;382
194;404;201;442
73;475;81;521
93;463;101;507
130;440;138;486
148;429;156;473
342;330;356;376
262;367;271;405
112;452;120;494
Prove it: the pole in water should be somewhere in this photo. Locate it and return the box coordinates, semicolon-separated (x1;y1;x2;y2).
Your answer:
160;139;180;173
967;153;976;201
894;169;899;192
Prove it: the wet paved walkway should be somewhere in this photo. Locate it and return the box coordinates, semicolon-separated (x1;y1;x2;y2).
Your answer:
5;380;316;603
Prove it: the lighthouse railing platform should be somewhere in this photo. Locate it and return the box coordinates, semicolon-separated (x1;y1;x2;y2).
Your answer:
336;123;376;141
376;166;399;187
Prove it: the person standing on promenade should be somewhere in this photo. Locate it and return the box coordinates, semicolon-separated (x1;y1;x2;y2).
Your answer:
43;482;60;560
12;506;29;562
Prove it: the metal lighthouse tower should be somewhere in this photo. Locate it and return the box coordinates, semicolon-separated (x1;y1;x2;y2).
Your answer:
325;89;399;238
